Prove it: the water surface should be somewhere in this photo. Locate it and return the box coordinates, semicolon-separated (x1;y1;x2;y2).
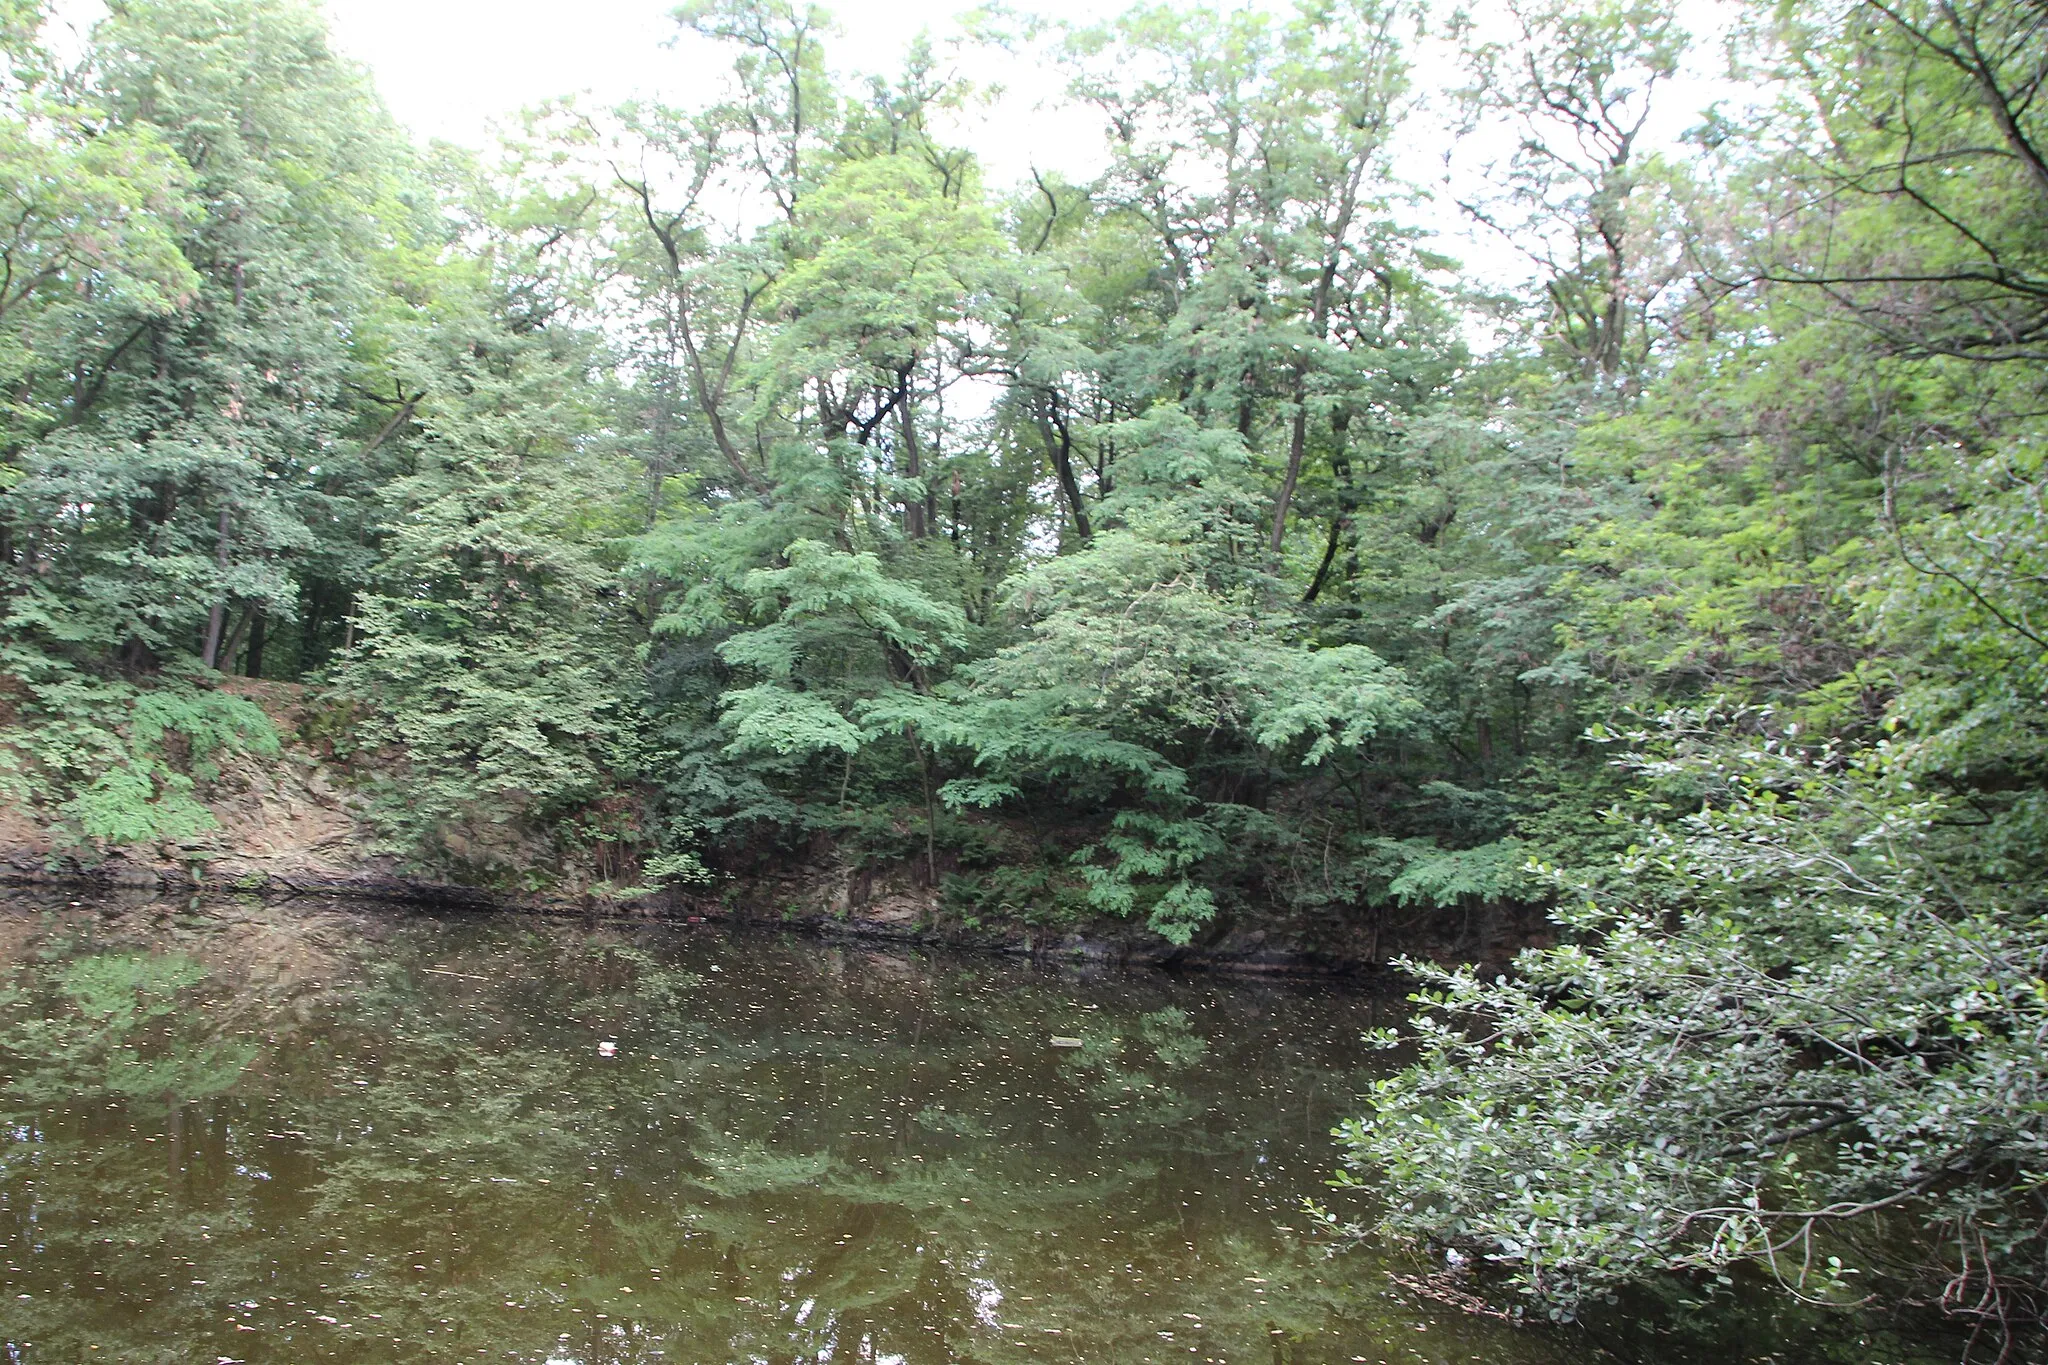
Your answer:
0;890;1561;1364
0;891;1931;1364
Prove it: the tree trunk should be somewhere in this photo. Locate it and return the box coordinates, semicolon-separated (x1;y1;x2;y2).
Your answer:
1303;513;1345;603
1270;367;1310;556
1272;143;1368;557
1301;410;1355;603
298;594;322;674
1035;396;1091;541
897;371;927;539
218;603;256;676
201;506;232;669
242;607;267;677
914;731;938;887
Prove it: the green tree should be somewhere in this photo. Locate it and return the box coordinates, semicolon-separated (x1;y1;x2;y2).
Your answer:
329;158;643;878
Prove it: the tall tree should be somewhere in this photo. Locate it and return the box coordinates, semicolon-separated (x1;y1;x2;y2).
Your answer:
1454;0;1688;385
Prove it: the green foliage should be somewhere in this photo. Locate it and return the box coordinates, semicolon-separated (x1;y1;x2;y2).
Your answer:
327;325;639;868
0;658;277;854
1254;644;1426;765
641;849;712;887
1339;726;2048;1325
2;0;2046;1344
1383;837;1529;908
1871;441;2048;874
1074;809;1226;944
943;860;1092;929
713;538;968;763
1329;1;2048;1338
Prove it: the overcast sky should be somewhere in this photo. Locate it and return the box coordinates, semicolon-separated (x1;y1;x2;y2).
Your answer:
319;0;1117;187
313;0;1739;287
42;0;1744;294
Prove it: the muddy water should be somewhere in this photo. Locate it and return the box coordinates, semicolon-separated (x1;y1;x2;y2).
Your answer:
0;890;1924;1364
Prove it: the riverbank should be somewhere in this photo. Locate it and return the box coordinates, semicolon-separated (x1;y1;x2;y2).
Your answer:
0;846;1554;976
1;677;1551;976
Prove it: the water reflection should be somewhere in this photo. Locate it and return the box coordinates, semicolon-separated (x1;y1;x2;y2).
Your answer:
0;891;1551;1364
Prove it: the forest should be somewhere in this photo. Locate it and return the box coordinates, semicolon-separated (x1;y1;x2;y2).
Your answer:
0;0;2044;1349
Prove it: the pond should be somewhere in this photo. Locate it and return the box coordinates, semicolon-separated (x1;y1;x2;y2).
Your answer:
0;890;1940;1364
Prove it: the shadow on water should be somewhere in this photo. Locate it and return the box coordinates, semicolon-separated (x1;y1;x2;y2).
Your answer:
0;890;1963;1364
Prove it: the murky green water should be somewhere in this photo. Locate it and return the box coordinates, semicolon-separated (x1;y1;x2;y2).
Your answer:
0;891;1947;1365
0;889;1554;1365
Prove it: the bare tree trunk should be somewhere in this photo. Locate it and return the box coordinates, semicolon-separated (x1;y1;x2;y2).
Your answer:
913;730;938;887
1302;411;1354;603
218;603;256;676
299;594;323;672
1303;512;1345;603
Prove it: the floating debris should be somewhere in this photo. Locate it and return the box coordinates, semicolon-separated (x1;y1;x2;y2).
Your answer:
1049;1036;1084;1049
597;1040;617;1057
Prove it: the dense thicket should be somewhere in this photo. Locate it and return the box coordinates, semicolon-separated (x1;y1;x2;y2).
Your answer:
1;0;2043;1347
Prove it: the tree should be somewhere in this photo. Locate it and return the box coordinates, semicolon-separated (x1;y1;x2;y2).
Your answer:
0;0;407;851
1056;0;1428;557
1337;721;2048;1340
329;155;642;878
1454;0;1689;385
1346;2;2048;1347
896;408;1424;943
1732;0;2048;362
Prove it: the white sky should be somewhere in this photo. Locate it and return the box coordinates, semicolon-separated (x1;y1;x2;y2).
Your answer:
319;0;1116;186
313;0;1742;293
46;0;1747;293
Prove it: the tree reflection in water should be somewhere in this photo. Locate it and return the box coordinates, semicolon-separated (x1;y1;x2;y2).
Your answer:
0;890;1546;1364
